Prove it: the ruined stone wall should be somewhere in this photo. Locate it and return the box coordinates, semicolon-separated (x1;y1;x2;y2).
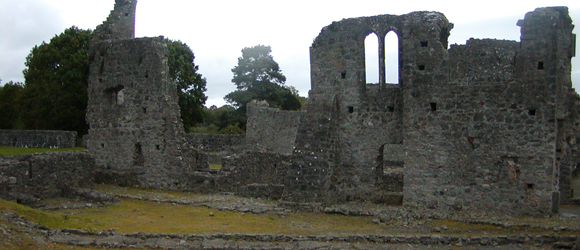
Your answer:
0;151;95;205
246;103;303;155
515;7;578;206
183;152;290;199
559;91;580;203
86;0;205;190
185;134;245;152
401;7;577;214
290;11;452;205
449;39;519;85
92;0;137;42
402;83;557;213
86;36;204;189
282;7;578;214
0;130;77;148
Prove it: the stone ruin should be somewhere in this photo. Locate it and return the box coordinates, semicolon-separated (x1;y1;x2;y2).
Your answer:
79;0;579;215
84;0;206;190
284;8;579;214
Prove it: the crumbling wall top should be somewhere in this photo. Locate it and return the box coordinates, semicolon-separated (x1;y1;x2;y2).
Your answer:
92;0;137;42
312;11;452;48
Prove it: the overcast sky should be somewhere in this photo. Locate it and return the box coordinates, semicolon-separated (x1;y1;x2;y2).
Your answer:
1;0;579;107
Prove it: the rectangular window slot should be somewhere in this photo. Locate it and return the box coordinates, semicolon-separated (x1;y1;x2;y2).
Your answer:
537;61;544;70
528;109;536;116
104;85;125;105
134;143;144;166
387;106;394;112
418;65;426;71
341;71;346;79
347;106;354;113
101;143;105;148
430;103;437;111
143;108;147;114
420;41;428;47
526;183;535;190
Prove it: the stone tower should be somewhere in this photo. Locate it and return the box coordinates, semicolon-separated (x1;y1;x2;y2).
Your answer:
86;0;205;189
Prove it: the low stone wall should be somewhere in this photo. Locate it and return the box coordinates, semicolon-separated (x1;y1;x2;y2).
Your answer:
0;130;77;148
0;151;96;205
186;134;246;152
184;152;291;198
236;183;285;200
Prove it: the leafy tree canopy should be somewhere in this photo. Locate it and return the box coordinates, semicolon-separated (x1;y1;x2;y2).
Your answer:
0;81;24;129
225;45;301;111
20;26;92;134
165;39;208;132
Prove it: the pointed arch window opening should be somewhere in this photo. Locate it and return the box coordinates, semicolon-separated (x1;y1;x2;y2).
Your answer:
384;31;399;84
364;33;379;84
365;31;400;86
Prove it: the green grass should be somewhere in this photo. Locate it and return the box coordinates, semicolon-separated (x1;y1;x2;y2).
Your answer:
2;194;384;236
0;146;84;157
0;198;90;230
209;164;223;169
1;185;579;250
58;198;385;235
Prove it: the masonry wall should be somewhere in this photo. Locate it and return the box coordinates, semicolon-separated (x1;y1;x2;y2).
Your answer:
282;7;578;214
183;152;290;199
290;11;452;205
402;83;557;213
246;103;303;155
185;134;245;152
92;0;137;42
0;130;77;148
402;7;577;214
449;39;519;85
0;151;95;205
86;36;205;189
85;0;206;190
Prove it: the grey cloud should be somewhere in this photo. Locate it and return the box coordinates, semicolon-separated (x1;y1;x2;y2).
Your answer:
0;0;64;83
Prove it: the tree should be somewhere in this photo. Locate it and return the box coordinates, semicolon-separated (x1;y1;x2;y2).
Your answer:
192;105;246;134
20;26;92;134
18;28;206;135
0;81;23;129
225;45;301;111
165;39;208;132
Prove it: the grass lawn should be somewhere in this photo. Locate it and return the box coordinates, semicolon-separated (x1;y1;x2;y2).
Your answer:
0;146;84;157
1;185;579;250
56;198;385;235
